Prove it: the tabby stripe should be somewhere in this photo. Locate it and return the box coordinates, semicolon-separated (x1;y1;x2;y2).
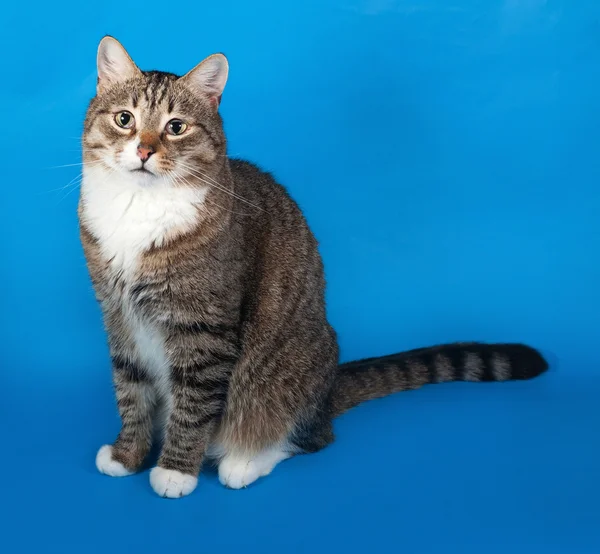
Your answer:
86;108;110;131
129;282;150;302
172;367;230;394
170;412;218;430
418;352;437;384
191;351;238;367
479;349;496;382
201;388;229;404
85;142;105;150
196;121;222;148
170;321;237;336
180;377;229;396
111;355;147;383
157;82;169;107
443;347;468;380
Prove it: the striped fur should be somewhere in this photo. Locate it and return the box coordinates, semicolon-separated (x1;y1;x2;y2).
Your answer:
80;37;548;498
331;343;548;416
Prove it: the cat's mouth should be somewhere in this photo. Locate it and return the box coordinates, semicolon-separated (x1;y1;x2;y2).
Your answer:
131;167;155;176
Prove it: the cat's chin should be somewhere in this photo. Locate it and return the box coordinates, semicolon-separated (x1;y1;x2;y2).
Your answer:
128;168;162;187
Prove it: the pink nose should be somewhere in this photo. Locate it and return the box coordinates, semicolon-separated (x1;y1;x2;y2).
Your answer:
137;144;155;162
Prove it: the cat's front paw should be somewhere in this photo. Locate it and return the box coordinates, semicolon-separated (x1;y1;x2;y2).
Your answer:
96;445;134;477
149;467;198;498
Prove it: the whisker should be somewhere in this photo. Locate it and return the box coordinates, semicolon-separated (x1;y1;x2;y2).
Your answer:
54;167;117;207
56;179;84;205
39;173;84;195
45;159;105;170
169;170;253;217
176;161;263;211
46;162;86;169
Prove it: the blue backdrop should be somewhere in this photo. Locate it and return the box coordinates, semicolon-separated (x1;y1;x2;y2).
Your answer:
1;1;598;552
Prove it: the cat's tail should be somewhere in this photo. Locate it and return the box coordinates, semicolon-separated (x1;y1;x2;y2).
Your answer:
329;342;548;417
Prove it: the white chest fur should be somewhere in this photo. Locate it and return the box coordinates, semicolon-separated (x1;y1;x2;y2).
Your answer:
125;300;172;417
81;165;206;279
82;166;206;411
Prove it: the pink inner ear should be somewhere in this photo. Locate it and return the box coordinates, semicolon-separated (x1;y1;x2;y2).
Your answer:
210;95;222;108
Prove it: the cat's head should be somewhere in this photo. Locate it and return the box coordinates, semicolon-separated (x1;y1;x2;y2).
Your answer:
83;36;228;187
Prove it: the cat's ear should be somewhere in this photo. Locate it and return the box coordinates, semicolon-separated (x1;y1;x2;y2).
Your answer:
181;54;229;107
96;36;140;93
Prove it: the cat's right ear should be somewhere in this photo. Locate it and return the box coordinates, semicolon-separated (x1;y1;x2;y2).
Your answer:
96;36;140;93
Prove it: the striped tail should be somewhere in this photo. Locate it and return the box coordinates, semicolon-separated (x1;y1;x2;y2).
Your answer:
330;342;548;417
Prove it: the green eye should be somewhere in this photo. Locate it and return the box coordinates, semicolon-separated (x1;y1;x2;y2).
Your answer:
115;111;134;129
166;119;188;136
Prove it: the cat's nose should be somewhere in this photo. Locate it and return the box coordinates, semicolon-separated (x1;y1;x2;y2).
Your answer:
137;144;155;162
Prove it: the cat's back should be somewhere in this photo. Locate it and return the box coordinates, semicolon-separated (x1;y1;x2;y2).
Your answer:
229;158;326;300
229;159;306;222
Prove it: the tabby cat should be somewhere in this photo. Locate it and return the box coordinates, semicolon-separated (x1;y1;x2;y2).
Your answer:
79;36;548;498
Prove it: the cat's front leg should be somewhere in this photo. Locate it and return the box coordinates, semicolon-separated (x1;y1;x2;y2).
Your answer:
149;326;236;498
96;355;157;476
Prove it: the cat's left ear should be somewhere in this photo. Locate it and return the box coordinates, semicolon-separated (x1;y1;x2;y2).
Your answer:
181;54;229;107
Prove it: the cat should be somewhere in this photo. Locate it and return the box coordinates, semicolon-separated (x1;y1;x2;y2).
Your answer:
79;36;548;498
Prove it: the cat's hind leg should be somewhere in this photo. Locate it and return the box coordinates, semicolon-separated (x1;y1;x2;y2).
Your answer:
214;401;334;489
214;328;338;489
217;442;296;489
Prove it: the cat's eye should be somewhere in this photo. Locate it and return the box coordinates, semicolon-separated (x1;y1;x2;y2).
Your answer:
114;111;135;129
166;119;188;136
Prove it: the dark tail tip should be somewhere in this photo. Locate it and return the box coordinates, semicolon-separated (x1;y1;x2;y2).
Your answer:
503;343;549;380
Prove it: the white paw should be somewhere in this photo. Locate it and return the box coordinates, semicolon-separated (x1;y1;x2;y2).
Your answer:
149;467;198;498
96;445;134;477
218;445;292;489
218;457;264;489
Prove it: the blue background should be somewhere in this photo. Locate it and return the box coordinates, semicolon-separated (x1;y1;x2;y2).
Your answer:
1;0;598;552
